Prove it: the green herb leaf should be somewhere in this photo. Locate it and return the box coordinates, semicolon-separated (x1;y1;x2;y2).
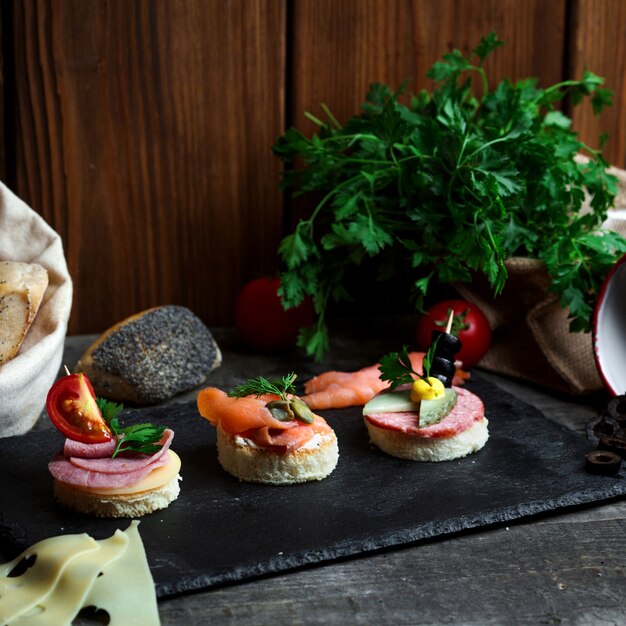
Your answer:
421;335;441;379
228;373;298;401
96;397;124;427
274;33;622;359
113;423;167;458
472;32;505;62
228;373;317;424
379;346;419;390
96;397;167;459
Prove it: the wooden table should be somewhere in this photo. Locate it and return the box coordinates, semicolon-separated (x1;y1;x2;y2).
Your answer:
56;324;625;626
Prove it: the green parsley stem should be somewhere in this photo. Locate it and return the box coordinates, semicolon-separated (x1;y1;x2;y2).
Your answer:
320;103;342;130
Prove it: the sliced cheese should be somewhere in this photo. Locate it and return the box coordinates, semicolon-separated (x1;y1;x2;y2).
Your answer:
84;521;160;626
62;450;181;496
0;522;160;626
0;533;99;624
10;531;129;625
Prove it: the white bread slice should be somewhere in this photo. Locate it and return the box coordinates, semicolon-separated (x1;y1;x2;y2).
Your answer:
217;425;339;484
53;476;181;518
0;261;48;365
52;451;182;518
365;417;489;462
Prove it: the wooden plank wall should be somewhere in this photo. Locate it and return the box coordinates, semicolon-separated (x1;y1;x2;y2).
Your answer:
4;0;626;334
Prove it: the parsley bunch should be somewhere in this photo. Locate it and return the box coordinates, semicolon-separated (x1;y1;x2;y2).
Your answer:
274;33;626;360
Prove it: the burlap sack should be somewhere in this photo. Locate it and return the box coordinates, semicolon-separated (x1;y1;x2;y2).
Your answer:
0;183;72;436
455;165;626;395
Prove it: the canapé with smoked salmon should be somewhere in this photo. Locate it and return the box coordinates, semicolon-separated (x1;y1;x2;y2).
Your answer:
197;374;338;484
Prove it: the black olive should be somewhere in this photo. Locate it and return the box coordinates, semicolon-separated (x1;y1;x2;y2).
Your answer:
431;330;462;360
585;414;620;444
585;450;622;475
431;373;449;386
429;355;456;387
607;395;626;427
597;435;626;460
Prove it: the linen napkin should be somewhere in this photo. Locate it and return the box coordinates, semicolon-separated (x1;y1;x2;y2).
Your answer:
0;182;72;435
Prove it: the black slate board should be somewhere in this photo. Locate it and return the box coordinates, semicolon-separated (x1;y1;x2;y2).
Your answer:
1;376;625;598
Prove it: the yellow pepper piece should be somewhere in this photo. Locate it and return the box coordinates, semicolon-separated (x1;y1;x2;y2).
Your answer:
411;377;445;402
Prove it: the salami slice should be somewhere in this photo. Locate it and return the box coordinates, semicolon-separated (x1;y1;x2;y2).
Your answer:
64;437;118;458
365;387;484;438
49;453;170;489
68;429;174;473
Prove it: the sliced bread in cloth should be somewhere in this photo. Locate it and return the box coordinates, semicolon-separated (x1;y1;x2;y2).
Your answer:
0;182;72;436
0;261;49;365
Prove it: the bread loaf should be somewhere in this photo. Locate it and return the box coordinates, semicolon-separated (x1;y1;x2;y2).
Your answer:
75;305;222;404
0;261;49;365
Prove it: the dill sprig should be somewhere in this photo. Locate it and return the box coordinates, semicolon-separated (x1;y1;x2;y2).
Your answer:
228;373;298;401
227;373;315;424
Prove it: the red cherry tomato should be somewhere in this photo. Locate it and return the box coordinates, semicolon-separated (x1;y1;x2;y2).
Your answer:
235;277;314;351
416;299;492;368
46;373;112;443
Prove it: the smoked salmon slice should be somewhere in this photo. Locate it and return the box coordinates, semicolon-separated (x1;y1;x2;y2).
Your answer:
197;388;291;434
302;352;466;410
197;387;333;452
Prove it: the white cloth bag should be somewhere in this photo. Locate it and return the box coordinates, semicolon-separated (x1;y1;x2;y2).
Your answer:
0;183;72;436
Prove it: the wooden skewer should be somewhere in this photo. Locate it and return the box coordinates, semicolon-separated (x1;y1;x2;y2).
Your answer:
445;308;454;334
64;365;71;376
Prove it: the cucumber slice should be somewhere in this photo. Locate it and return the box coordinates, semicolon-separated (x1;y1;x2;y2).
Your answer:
363;388;457;427
419;388;457;426
363;390;416;415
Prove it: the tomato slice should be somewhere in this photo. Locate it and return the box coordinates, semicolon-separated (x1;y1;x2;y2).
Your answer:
46;373;113;443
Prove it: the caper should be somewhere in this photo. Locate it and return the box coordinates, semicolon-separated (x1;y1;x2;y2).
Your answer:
290;399;314;424
266;400;295;421
268;407;290;421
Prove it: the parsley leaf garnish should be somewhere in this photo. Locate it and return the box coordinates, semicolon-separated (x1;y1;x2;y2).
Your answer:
97;397;166;458
379;340;439;390
273;33;624;360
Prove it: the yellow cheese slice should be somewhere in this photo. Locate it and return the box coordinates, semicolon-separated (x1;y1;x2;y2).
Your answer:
64;450;181;496
83;521;160;626
10;530;129;626
0;533;99;624
1;521;159;625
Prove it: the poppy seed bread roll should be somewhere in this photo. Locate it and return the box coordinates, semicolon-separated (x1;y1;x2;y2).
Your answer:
75;306;221;404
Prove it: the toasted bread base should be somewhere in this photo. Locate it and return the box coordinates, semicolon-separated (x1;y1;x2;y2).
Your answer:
365;417;489;462
217;426;339;484
53;474;181;518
